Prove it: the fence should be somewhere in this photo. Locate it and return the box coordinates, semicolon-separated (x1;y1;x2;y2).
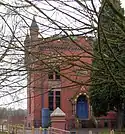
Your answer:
7;124;124;134
49;127;70;134
0;124;7;132
28;127;71;134
67;118;117;130
8;124;25;134
7;125;71;134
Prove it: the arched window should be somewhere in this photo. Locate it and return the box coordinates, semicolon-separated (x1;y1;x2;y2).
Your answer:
48;67;60;80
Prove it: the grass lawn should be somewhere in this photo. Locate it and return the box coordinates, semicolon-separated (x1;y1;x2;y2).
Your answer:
0;132;7;134
100;130;110;134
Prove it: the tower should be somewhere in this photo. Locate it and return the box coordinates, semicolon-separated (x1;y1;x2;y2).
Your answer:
30;16;39;40
24;32;30;70
24;17;42;127
24;16;40;70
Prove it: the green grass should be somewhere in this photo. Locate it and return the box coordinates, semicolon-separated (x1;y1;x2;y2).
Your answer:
100;129;109;134
0;132;7;134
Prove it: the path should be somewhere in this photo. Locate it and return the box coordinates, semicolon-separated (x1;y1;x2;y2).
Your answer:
25;128;108;134
70;128;107;134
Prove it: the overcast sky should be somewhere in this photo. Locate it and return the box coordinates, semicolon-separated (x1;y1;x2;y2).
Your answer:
1;0;125;110
122;0;125;8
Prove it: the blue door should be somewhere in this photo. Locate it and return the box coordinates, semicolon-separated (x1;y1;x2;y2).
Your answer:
76;95;88;119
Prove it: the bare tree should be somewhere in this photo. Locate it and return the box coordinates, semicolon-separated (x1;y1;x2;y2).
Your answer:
0;0;125;128
0;0;96;106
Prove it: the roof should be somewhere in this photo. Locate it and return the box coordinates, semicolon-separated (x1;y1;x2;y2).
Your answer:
30;16;39;30
40;36;91;51
50;107;66;117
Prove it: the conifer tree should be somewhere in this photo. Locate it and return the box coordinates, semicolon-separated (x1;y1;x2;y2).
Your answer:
90;0;125;128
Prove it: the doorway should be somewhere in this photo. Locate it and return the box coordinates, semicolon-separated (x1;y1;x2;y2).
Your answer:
76;95;88;119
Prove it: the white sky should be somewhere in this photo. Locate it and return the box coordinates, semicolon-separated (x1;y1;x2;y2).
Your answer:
122;0;125;8
0;0;125;110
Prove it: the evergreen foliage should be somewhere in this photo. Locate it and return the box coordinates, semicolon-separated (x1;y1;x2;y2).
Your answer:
90;0;125;116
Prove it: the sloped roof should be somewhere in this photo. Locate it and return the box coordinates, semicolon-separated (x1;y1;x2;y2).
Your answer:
50;107;66;117
30;16;39;30
40;36;91;51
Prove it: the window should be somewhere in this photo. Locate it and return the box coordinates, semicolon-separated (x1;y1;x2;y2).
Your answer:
29;92;31;114
48;70;53;80
55;67;60;80
48;90;61;111
104;120;108;127
56;91;60;108
48;91;54;111
48;67;60;80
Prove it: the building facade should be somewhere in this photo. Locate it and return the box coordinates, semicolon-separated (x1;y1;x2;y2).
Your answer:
24;17;116;129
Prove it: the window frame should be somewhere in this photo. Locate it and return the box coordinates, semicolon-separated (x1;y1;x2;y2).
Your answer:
48;67;60;80
48;90;61;111
48;91;54;111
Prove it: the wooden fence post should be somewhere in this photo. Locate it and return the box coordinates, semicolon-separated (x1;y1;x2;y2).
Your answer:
39;127;42;134
110;129;114;134
32;126;34;134
7;124;10;134
89;130;92;134
23;125;25;134
15;125;17;134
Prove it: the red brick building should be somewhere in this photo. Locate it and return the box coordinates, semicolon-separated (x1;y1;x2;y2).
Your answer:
24;17;116;129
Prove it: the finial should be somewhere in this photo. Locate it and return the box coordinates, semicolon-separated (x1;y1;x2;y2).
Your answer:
30;16;39;30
